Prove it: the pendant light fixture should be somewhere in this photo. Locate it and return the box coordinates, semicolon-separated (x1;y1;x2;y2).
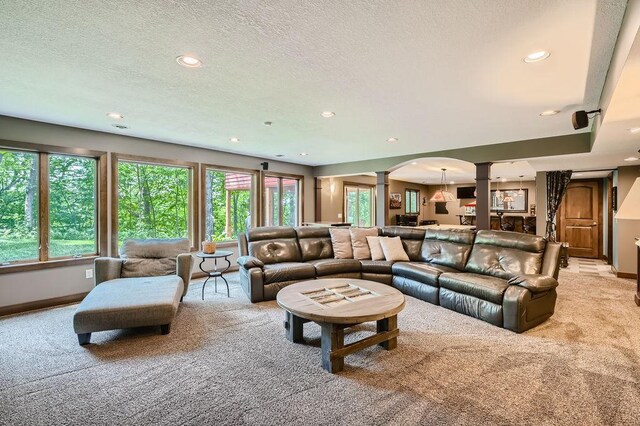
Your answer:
494;177;502;200
430;168;456;202
518;175;525;196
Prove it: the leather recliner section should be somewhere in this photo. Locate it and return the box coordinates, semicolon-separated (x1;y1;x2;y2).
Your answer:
391;275;439;304
439;288;503;327
306;258;362;276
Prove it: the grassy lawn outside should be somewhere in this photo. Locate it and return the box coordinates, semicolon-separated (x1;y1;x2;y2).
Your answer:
0;239;95;263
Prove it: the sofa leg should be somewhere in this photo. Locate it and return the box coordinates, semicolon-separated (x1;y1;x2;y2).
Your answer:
160;324;171;335
77;333;91;346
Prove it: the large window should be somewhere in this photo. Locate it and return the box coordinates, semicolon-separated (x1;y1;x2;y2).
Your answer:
203;167;254;242
405;189;420;214
263;175;302;227
114;155;196;251
344;184;374;227
0;146;103;269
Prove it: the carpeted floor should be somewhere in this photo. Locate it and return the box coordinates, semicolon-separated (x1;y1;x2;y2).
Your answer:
1;270;640;425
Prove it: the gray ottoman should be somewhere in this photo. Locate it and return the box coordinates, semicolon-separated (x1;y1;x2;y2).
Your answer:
73;275;184;345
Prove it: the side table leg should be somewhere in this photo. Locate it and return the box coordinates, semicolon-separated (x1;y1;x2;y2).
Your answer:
376;315;398;350
321;323;344;373
284;311;304;343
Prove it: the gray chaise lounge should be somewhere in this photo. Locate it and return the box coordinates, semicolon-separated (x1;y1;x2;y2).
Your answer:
73;238;193;345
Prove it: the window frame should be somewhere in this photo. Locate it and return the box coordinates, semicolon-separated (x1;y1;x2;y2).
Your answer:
200;163;258;244
111;153;198;256
259;171;304;227
0;139;107;274
405;188;420;215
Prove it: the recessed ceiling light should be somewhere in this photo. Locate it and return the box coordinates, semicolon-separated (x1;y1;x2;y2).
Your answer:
264;121;273;126
411;162;417;165
629;127;640;134
112;124;129;130
624;156;639;162
300;153;308;156
540;110;560;116
229;137;240;143
176;55;202;68
106;112;124;120
387;137;398;143
524;50;550;63
450;181;455;185
275;154;284;157
501;178;507;182
321;111;335;118
574;173;584;176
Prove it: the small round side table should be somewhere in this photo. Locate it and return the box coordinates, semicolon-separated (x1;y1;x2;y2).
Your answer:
196;251;233;300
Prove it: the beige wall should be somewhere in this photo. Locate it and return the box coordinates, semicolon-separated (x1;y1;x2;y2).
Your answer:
318;176;429;225
613;165;640;275
0;116;315;309
420;181;537;225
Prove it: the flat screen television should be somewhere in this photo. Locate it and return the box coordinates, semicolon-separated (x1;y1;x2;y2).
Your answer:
457;186;476;199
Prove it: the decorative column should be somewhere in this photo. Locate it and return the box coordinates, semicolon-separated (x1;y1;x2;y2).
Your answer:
376;171;390;227
314;177;322;222
475;162;492;230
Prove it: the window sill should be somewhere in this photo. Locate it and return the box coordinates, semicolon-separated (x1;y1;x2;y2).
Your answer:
0;256;98;275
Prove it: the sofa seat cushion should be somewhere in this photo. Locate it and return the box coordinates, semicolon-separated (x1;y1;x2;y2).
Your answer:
73;275;183;334
360;260;394;275
263;262;316;284
392;262;458;286
439;273;509;304
307;258;362;276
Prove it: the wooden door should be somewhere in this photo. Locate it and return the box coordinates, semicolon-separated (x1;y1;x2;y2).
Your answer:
557;181;601;258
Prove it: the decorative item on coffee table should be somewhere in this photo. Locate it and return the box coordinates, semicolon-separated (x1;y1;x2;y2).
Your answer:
277;278;405;373
196;247;233;300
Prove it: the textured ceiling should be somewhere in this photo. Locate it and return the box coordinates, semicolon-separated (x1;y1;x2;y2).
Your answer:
0;0;627;166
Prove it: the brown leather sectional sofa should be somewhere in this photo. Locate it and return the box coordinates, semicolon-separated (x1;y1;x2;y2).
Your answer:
237;226;562;333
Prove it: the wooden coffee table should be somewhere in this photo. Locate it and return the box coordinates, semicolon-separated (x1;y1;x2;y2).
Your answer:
276;278;405;373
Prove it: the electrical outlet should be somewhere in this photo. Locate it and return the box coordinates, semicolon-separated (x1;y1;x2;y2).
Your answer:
337;213;342;219
85;269;93;279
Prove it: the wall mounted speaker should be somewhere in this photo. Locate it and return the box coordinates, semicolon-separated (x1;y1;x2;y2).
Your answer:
572;110;589;130
260;161;269;171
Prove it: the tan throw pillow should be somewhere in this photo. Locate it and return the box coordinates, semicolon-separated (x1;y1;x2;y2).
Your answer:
380;236;410;262
366;236;386;261
350;228;379;260
329;228;353;259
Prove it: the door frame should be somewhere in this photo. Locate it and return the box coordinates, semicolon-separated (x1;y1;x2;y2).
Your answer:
342;181;376;227
556;179;603;259
606;173;613;264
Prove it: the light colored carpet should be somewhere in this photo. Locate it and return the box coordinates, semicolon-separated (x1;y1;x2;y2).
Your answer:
1;270;640;426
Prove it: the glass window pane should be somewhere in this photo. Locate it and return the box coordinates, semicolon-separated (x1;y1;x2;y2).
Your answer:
263;176;279;226
345;187;357;224
358;188;372;227
282;179;298;227
205;170;252;241
117;161;190;248
0;150;39;263
49;155;97;257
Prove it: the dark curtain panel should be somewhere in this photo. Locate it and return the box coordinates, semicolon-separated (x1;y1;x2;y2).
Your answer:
545;170;572;242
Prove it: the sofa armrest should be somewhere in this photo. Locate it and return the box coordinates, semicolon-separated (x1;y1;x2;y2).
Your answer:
508;274;558;293
237;255;264;269
94;257;124;285
176;253;193;297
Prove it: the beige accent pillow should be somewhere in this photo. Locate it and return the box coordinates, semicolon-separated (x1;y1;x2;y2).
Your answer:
380;236;410;262
329;228;353;259
366;236;386;261
350;228;379;260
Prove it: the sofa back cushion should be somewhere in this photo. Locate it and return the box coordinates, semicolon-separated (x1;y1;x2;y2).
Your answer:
381;227;426;261
420;229;475;270
295;227;334;261
120;238;189;278
247;227;302;265
465;230;547;279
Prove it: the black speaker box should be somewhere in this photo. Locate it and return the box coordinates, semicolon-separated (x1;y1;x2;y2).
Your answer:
572;110;589;130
